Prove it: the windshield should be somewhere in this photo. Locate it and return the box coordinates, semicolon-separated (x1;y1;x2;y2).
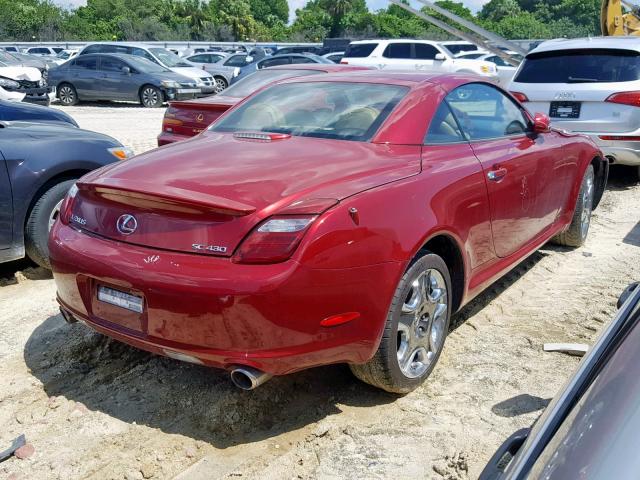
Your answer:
0;51;15;63
222;69;324;98
128;56;171;74
515;49;640;83
149;48;191;68
211;81;408;142
58;51;71;59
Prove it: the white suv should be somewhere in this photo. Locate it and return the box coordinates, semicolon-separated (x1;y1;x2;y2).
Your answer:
340;39;498;81
509;37;640;178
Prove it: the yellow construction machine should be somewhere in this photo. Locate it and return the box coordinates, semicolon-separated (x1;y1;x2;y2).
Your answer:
602;0;640;35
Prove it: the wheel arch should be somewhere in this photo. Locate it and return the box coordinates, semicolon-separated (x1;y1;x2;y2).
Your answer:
139;83;166;103
412;232;467;313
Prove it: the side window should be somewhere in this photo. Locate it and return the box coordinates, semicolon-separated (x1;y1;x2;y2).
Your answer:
425;101;466;144
82;45;101;55
100;57;125;72
414;43;438;60
189;54;207;63
211;54;224;63
260;57;290;69
74;57;98;70
131;47;154;62
383;43;412;59
446;83;529;141
487;55;508;67
225;55;248;67
292;56;315;64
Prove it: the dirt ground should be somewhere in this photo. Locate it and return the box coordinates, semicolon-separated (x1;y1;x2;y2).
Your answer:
1;104;640;480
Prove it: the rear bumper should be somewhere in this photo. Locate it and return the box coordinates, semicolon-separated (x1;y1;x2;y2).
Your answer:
49;222;398;375
592;137;640;166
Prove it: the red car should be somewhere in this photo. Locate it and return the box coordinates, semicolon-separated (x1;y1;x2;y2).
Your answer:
158;64;371;146
50;72;607;393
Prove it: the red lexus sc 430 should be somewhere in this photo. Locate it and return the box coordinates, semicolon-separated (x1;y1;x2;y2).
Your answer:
50;72;607;393
158;64;370;146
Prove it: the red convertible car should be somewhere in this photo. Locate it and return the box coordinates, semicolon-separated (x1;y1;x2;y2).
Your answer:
157;64;370;146
50;72;607;393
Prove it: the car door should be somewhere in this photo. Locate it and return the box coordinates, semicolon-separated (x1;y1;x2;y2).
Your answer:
0;154;12;250
98;56;135;100
70;56;100;99
413;43;439;72
258;56;291;69
447;83;566;258
380;43;414;70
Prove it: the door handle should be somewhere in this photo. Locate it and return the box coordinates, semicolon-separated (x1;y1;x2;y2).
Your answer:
488;168;507;181
487;167;508;182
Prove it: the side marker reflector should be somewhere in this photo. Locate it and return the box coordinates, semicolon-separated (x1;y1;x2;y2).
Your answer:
320;312;361;327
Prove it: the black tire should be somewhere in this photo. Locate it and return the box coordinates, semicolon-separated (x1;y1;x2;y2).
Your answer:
636;165;640;182
25;180;76;269
350;252;452;394
58;83;78;106
552;165;595;248
139;85;164;108
213;76;228;94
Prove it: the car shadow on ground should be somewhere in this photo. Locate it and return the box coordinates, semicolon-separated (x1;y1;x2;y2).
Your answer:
491;394;551;418
605;165;640;192
24;314;396;449
0;259;51;286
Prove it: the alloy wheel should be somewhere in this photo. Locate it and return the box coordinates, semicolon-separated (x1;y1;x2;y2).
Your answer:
142;87;159;107
214;78;227;94
48;199;63;232
59;86;75;105
397;268;448;379
580;169;595;239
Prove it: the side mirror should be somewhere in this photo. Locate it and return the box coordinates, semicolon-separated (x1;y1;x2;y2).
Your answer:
122;66;131;75
532;113;550;133
435;53;446;61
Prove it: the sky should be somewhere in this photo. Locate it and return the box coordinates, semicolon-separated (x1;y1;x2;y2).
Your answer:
53;0;489;22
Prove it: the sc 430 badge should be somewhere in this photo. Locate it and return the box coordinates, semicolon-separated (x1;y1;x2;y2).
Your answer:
192;244;228;253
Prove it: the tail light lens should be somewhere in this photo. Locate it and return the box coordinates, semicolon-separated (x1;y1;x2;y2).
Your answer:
59;183;79;225
510;91;529;103
340;60;348;64
605;91;640;107
233;215;317;264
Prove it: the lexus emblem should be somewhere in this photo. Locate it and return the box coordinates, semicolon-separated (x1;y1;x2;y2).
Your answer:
116;214;138;235
196;113;204;122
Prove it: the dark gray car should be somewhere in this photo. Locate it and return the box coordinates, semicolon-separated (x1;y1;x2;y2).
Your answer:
0;121;131;267
481;282;640;480
48;53;201;108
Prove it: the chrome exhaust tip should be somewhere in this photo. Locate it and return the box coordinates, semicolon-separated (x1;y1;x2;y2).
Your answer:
60;307;77;324
230;366;272;390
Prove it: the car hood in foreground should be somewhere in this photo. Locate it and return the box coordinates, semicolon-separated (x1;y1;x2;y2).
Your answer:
0;120;118;143
74;133;421;256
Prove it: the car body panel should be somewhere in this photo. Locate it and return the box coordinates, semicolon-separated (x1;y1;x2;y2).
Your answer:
0;99;78;127
0;154;12;249
0;121;122;263
50;72;603;375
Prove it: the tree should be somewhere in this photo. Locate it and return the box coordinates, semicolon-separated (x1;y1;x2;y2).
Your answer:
248;0;288;25
479;0;522;22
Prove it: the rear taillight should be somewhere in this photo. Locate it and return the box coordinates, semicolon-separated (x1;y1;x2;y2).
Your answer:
59;183;78;225
510;91;529;103
340;60;348;64
233;215;317;264
605;91;640;107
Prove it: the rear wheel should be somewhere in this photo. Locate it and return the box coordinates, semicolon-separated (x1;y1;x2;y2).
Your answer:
350;252;452;394
25;180;76;268
552;165;594;247
58;83;78;106
213;77;228;94
140;85;163;108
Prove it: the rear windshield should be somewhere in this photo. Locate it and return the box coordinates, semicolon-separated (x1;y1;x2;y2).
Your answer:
442;43;478;55
345;43;378;58
211;81;408;142
223;69;323;98
515;49;640;83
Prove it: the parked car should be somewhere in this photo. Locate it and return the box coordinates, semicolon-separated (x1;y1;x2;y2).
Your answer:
232;53;334;84
158;64;371;145
0;121;132;267
49;53;201;108
480;281;640;480
341;39;498;81
24;46;58;57
50;72;606;393
439;41;481;56
0;99;78;127
457;51;523;85
323;51;345;63
78;43;217;95
275;46;322;55
181;52;239;93
0;63;51;105
3;50;54;79
53;49;79;65
216;53;254;69
509;37;640;180
1;46;20;53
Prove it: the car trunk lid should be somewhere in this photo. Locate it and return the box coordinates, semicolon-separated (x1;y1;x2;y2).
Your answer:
71;133;421;257
163;96;239;138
